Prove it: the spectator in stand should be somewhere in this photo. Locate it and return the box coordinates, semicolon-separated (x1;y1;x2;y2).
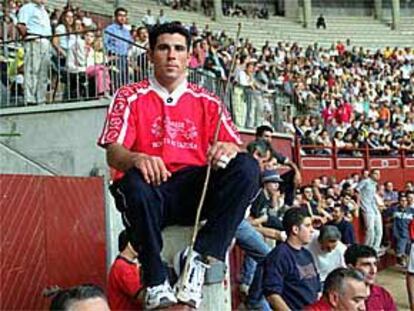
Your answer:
17;0;52;105
406;182;414;193
132;26;149;50
49;284;110;311
236;141;279;309
233;61;255;128
315;129;333;155
67;30;110;98
356;169;384;254
142;9;156;28
104;7;132;91
328;205;356;245
255;125;302;206
305;268;368;311
52;9;74;69
107;230;143;310
385;193;414;267
383;181;399;208
189;22;198;37
344;245;397;311
306;225;347;283
81;11;94;29
301;186;332;225
263;208;321;310
7;47;25;96
316;14;326;29
188;39;205;69
249;168;286;235
335;100;353;125
128;26;149;80
157;9;169;25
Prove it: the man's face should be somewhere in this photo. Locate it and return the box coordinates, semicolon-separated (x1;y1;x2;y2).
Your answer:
370;170;380;182
265;181;279;193
260;130;273;143
303;188;313;201
320;239;338;253
353;257;377;285
332;207;343;222
385;182;393;192
399;196;408;208
330;278;368;311
138;28;148;42
149;33;190;87
84;32;95;45
297;217;313;245
116;10;128;25
408;193;414;207
264;157;278;171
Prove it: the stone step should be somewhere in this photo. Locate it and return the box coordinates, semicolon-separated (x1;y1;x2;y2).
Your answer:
162;226;232;311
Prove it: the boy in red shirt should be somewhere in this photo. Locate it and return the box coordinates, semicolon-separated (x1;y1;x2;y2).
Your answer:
107;230;143;310
344;245;396;311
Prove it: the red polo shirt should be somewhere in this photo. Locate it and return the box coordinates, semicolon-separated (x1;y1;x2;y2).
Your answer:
366;284;396;311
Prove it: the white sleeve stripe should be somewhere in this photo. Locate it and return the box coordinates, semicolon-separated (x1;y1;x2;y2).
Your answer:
98;90;119;145
114;89;152;145
221;113;242;144
116;106;131;145
99;88;151;146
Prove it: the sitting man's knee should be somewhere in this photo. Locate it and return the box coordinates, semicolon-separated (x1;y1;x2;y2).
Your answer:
232;153;260;179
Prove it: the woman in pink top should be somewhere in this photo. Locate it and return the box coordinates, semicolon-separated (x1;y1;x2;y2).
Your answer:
189;39;205;69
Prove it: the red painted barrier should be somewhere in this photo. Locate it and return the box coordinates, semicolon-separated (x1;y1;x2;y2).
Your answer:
0;175;106;310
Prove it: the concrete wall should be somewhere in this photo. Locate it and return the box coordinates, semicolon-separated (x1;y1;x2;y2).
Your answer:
0;100;109;177
0;99;124;267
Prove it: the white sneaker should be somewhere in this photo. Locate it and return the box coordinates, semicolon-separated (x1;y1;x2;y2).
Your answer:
145;279;177;310
174;247;210;308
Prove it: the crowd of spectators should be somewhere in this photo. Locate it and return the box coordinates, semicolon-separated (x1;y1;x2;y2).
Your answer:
1;2;413;154
239;137;414;309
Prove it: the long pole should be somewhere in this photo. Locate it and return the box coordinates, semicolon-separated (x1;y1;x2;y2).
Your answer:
179;22;242;290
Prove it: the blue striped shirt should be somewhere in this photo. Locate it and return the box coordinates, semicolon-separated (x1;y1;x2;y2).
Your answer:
104;23;132;56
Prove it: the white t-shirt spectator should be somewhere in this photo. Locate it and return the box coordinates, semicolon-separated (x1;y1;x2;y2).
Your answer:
142;14;156;26
306;231;347;282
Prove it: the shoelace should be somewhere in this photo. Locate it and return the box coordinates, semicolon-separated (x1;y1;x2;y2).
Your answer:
147;282;171;298
185;258;209;294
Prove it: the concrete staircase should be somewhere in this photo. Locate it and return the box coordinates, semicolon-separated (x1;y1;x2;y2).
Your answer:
47;0;414;49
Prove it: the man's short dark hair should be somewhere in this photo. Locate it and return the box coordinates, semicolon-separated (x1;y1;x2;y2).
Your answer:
282;208;310;235
344;244;377;266
114;7;127;16
323;267;365;296
246;138;272;158
318;225;341;242
137;26;147;34
49;284;107;310
118;229;129;253
255;125;273;138
149;22;191;51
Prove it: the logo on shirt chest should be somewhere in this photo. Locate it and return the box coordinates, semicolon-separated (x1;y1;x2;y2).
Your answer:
152;116;198;140
296;263;318;280
151;116;198;150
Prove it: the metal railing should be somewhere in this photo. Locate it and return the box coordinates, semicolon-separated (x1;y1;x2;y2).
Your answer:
0;28;296;132
295;137;414;170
